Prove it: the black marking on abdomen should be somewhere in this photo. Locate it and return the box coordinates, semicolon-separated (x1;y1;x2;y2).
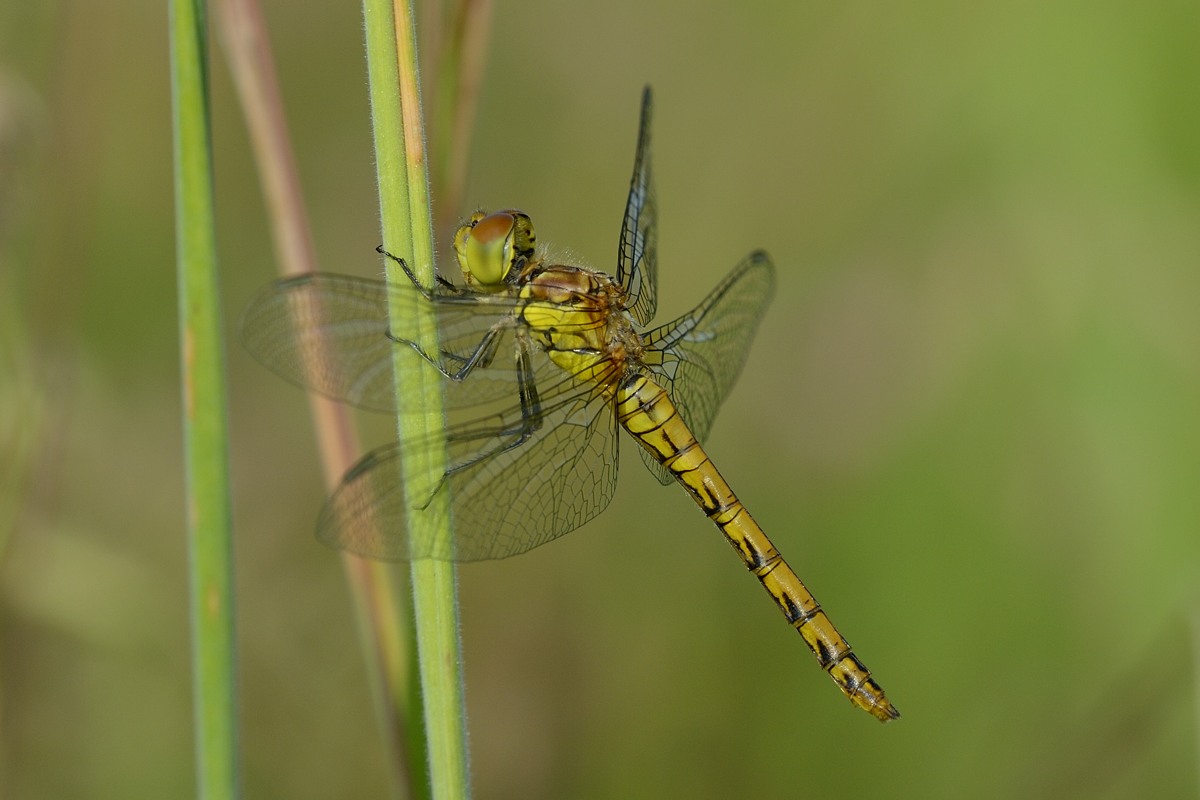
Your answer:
812;634;837;669
708;498;742;521
727;529;768;570
839;655;869;690
777;588;812;625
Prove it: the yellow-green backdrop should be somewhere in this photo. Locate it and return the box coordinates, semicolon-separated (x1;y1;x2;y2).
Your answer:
3;1;1199;798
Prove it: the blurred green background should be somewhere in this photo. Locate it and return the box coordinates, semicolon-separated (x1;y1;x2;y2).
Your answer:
4;0;1200;797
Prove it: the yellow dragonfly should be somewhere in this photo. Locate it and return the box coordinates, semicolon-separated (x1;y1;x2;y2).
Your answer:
241;88;898;722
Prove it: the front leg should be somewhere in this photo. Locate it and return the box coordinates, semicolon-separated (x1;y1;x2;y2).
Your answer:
377;245;460;295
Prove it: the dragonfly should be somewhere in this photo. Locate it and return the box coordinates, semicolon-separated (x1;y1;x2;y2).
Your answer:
241;88;898;722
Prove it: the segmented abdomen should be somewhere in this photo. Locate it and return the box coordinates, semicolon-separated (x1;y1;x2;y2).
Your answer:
614;372;899;722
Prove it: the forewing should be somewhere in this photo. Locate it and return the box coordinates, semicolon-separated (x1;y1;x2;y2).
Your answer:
240;273;541;413
316;370;620;561
616;87;658;326
638;251;776;484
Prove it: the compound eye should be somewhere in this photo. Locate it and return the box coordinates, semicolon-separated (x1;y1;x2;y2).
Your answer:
454;211;517;287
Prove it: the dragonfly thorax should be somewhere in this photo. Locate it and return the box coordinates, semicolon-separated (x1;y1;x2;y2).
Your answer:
521;265;645;390
453;209;536;289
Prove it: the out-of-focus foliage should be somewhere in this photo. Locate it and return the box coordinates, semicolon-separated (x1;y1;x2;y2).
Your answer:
3;1;1200;798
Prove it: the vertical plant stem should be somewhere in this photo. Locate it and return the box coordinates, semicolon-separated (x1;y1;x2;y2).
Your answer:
213;2;421;796
363;1;471;798
169;0;239;798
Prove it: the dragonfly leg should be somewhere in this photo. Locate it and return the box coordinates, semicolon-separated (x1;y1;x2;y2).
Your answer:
376;244;460;294
415;336;545;509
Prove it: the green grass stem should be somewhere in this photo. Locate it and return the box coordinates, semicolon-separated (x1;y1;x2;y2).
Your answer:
363;1;471;798
169;0;240;797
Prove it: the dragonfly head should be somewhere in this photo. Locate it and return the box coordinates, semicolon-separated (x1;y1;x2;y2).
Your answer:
454;210;536;289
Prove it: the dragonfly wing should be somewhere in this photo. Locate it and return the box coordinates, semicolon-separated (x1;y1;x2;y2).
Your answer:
616;87;658;326
317;371;620;561
640;455;675;487
240;273;539;413
638;251;776;483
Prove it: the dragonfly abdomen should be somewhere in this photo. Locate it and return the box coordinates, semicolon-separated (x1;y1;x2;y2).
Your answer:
615;372;899;722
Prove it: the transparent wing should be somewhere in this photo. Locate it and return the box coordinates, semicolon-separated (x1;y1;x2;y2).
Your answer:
616;86;658;326
637;251;776;484
240;273;560;413
316;366;620;561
